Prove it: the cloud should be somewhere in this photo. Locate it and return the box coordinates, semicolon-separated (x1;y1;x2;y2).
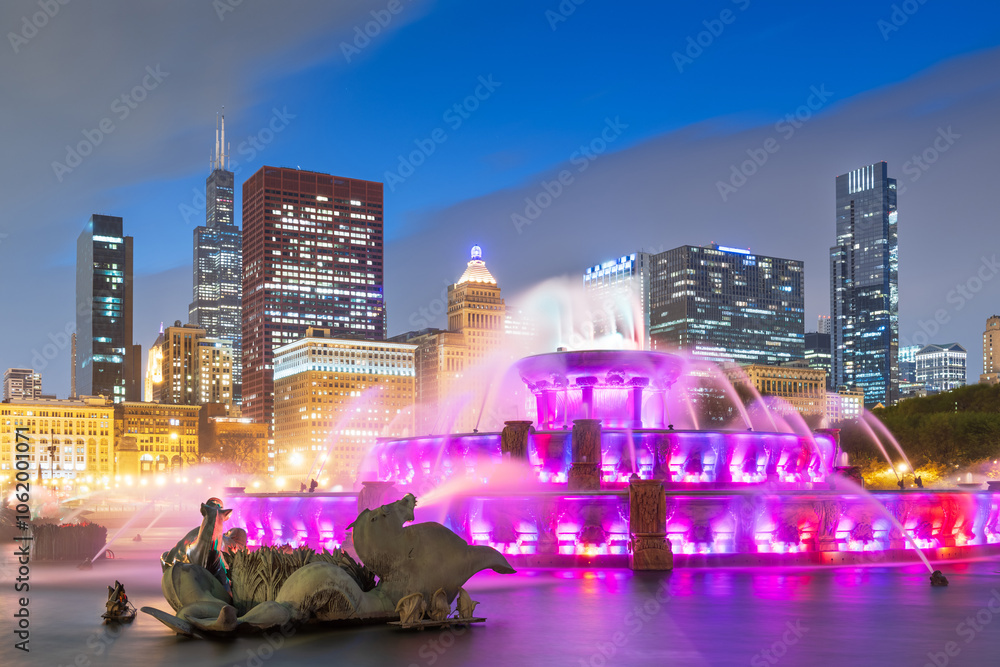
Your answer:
386;47;1000;381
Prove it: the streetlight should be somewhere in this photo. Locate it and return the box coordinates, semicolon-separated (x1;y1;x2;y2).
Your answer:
47;444;57;480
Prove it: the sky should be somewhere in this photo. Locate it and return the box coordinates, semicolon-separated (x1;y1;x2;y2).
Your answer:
2;0;1000;397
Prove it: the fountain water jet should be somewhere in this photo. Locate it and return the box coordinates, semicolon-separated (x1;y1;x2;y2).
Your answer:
232;348;1000;570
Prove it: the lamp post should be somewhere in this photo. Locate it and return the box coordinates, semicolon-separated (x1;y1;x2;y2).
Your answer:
47;444;57;479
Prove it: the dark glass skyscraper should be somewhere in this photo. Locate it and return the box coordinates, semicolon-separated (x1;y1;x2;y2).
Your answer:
830;161;898;406
649;244;804;364
76;214;134;402
189;114;242;403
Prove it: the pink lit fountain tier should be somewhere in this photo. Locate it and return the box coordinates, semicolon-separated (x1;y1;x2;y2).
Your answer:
374;350;838;489
227;350;1000;569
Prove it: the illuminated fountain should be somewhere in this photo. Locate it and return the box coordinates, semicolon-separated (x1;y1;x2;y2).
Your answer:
229;349;1000;569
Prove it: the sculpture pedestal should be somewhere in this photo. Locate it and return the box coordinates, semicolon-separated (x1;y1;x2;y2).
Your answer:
630;533;674;570
568;463;601;491
816;537;840;552
501;421;533;460
568;418;602;491
628;477;672;570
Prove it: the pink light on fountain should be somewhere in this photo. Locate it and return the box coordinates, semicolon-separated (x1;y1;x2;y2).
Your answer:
516;350;682;430
231;347;1000;570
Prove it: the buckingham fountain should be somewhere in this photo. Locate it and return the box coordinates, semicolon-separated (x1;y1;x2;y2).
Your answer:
223;348;1000;572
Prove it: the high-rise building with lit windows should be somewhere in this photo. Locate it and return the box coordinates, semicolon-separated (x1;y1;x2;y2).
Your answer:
3;368;42;401
915;343;966;393
273;327;414;482
583;252;651;348
804;332;832;388
144;321;233;408
391;246;506;435
981;316;1000;384
76;214;135;403
241;166;385;427
830;161;899;407
648;244;804;365
190;114;242;404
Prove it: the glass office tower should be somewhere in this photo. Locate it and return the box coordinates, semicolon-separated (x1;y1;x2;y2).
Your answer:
76;215;133;402
830;161;898;407
649;244;804;365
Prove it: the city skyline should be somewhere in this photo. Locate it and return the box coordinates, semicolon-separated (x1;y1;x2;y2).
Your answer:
3;1;999;397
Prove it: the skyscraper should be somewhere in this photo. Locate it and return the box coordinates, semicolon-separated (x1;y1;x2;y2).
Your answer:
70;333;77;398
830;161;899;406
241;166;385;426
189;114;242;404
803;332;832;388
144;321;233;407
391;246;506;434
76;215;135;403
648;243;804;365
981;316;1000;384
583;252;651;348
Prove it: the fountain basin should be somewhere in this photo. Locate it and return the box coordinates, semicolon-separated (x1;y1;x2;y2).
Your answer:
369;428;838;489
226;488;1000;568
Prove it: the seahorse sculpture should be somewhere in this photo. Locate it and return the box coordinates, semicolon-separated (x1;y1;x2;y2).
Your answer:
143;493;515;636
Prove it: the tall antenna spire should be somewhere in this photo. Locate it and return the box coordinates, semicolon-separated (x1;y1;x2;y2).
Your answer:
213;112;220;171
211;109;231;171
220;109;227;170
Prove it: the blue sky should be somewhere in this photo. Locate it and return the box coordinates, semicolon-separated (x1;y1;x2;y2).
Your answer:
2;0;1000;395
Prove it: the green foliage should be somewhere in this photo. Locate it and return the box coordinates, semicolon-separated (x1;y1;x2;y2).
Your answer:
879;383;1000;417
841;385;1000;475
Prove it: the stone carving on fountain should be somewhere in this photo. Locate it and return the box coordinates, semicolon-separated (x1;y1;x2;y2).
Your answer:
814;499;845;552
628;477;672;570
683;499;729;554
775;502;818;551
142;494;515;637
568;418;602;490
729;494;768;553
500;420;533;460
849;508;876;547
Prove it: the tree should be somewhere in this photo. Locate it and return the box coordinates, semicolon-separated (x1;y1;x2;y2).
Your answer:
213;431;266;476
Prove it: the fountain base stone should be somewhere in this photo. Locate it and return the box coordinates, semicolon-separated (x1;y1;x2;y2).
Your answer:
630;533;673;571
568;462;601;491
